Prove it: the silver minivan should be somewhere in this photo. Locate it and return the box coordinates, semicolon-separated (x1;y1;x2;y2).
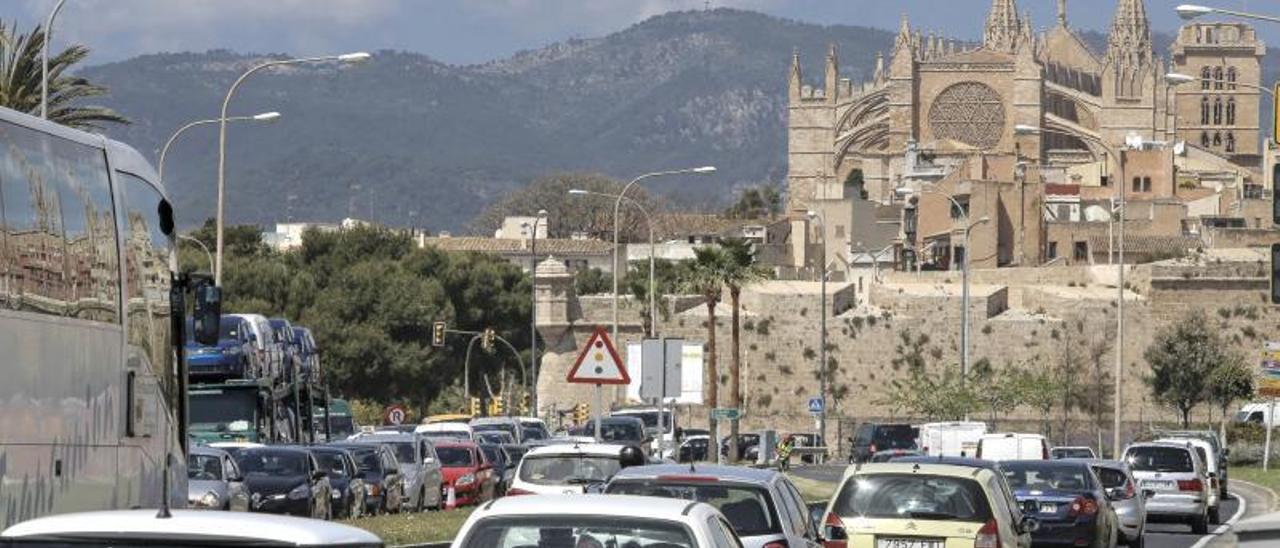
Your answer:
1086;459;1148;546
1123;442;1210;534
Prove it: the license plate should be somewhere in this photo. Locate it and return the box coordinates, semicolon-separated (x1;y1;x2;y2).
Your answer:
877;538;943;548
1143;480;1175;490
1039;503;1057;513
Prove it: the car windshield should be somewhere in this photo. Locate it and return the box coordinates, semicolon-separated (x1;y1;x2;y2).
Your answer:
218;317;243;339
343;448;382;472
1052;448;1094;459
1002;463;1093;491
474;423;518;437
613;411;672;432
187;455;223;481
437;447;476;467
460;516;694;548
235;451;307;476
607;481;781;536
481;446;505;466
388;442;417;464
832;473;993;522
313;451;349;477
1126;446;1194;473
423;430;470;440
477;432;512;444
519;455;621;485
571;422;642;442
522;426;549;441
189;389;256;431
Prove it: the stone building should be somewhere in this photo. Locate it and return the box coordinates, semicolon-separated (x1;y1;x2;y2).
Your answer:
787;0;1265;271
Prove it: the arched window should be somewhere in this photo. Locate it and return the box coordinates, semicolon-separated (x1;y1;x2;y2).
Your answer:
1142;177;1152;192
1227;67;1238;90
1213;132;1222;147
1227;98;1236;125
1196;27;1204;43
1201;131;1211;147
1201;66;1212;90
1213;98;1223;124
1214;67;1224;89
1207;27;1215;43
1201;96;1210;124
1132;177;1142;192
1225;132;1236;152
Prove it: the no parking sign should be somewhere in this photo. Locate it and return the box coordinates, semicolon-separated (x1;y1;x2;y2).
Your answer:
384;404;407;426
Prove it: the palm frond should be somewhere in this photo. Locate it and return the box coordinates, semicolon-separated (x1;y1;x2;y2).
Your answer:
0;22;128;127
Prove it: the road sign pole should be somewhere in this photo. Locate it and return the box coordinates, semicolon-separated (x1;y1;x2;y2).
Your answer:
1267;398;1276;471
594;384;603;441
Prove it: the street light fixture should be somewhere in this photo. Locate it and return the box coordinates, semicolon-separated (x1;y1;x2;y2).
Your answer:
178;235;214;273
214;51;371;286
40;0;67;119
158;112;281;182
1176;4;1280;23
1164;71;1275;96
806;210;829;444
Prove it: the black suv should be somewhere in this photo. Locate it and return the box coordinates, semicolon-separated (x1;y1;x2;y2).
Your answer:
848;423;917;463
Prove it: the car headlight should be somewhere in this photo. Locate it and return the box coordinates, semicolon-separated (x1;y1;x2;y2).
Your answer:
332;489;342;499
456;474;476;487
199;492;220;508
288;484;311;500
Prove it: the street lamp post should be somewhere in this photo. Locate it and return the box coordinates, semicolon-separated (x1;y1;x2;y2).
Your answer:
214;52;370;286
806;211;829;443
178;235;214;273
524;210;548;416
892;188;988;420
159;112;281;182
1177;4;1280;23
40;0;67;119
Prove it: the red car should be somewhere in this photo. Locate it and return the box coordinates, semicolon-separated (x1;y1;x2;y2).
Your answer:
434;440;497;507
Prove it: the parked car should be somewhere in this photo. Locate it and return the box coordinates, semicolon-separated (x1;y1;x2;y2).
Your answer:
471;417;525;444
1001;459;1121;548
822;463;1036;548
310;446;367;519
186;445;250;511
449;494;740;548
508;443;631;495
346;431;444;512
185;316;256;380
1123;441;1212;533
1052;446;1098;459
1;510;381;548
977;432;1050;461
479;444;515;496
233;446;332;519
848;422;917;463
329;443;405;515
1084;459;1149;547
435;440;498;506
606;464;823;548
1155;436;1222;522
677;434;711;463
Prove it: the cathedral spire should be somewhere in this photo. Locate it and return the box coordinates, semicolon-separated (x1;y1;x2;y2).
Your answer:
983;0;1022;52
788;49;801;101
1106;0;1152;97
895;13;912;50
1057;0;1067;27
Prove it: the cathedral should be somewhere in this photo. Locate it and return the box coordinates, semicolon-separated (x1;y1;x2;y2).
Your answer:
786;0;1265;217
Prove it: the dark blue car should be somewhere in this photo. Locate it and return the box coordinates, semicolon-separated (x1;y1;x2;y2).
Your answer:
292;326;320;380
1002;460;1121;548
185;316;255;380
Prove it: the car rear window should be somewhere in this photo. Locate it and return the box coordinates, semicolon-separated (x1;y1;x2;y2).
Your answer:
607;481;781;536
460;516;694;548
438;447;476;467
519;455;620;485
874;425;917;449
1093;467;1129;490
1126;446;1193;473
832;474;992;522
1002;463;1094;491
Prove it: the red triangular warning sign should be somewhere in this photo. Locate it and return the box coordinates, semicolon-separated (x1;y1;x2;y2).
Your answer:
566;326;630;385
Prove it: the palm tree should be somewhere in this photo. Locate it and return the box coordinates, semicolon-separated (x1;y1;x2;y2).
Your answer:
0;22;128;130
720;238;770;463
680;246;729;455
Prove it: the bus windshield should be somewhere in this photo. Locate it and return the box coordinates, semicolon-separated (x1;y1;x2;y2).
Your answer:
190;389;258;432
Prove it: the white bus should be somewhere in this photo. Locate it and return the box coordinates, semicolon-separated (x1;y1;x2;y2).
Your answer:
0;106;185;527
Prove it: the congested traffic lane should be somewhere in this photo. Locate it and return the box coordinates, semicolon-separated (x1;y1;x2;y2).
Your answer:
789;464;1261;548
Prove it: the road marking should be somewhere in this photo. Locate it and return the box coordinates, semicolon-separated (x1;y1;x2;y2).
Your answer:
1188;490;1248;548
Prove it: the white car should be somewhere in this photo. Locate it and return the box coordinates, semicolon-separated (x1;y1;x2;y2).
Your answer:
2;509;382;547
975;432;1049;461
416;422;474;441
1156;437;1223;522
508;443;630;495
449;494;740;548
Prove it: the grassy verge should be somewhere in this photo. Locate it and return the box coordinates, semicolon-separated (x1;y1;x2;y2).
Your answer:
340;508;475;545
787;473;839;503
1229;466;1280;500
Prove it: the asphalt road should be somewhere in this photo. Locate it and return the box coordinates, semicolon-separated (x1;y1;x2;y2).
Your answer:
789;465;1270;548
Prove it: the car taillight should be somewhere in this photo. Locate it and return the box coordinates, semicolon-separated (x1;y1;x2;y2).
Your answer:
1067;496;1098;517
762;542;790;548
506;487;535;496
975;519;1000;548
822;512;847;548
1178;479;1203;492
869;443;877;453
1125;481;1135;499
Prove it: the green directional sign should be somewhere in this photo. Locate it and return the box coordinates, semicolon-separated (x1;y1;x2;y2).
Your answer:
712;408;740;421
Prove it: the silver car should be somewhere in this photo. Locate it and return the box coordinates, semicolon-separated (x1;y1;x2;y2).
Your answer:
2;509;381;547
186;446;250;511
1123;442;1210;534
605;464;822;548
1085;459;1147;546
347;432;444;512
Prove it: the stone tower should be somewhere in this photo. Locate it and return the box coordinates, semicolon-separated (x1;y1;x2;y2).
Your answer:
1104;0;1154;99
983;0;1022;53
1170;22;1266;168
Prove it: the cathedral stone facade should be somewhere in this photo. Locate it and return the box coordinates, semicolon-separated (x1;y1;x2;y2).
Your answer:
786;0;1264;214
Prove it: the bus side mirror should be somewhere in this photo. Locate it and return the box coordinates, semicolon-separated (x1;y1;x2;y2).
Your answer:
193;281;222;345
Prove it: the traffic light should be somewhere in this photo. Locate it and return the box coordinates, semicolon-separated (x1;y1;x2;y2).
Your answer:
481;328;496;352
432;321;446;347
1273;161;1280;226
573;402;590;424
490;397;505;416
519;393;530;415
1272;244;1280;304
468;397;481;417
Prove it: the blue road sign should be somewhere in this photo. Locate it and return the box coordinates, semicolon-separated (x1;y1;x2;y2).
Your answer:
808;397;824;415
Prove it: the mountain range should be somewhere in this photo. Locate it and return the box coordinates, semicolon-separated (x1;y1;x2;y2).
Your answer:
77;8;1268;232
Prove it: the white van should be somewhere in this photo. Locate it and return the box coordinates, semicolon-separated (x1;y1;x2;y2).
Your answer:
228;313;280;381
917;421;988;457
975;432;1049;461
1236;402;1277;427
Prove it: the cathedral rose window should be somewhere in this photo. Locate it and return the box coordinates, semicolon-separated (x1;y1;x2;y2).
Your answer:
928;81;1006;149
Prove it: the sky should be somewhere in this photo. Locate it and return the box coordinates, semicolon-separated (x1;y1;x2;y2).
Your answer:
7;0;1276;66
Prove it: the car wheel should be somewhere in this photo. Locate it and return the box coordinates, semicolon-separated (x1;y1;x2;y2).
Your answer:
1209;505;1221;525
1192;513;1209;534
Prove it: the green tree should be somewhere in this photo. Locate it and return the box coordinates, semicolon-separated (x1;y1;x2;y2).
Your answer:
1011;364;1058;437
626;258;682;336
575;267;610;295
470;172;657;242
721;238;771;462
1145;310;1232;428
971;359;1022;428
1207;352;1253;441
680;246;729;444
723;184;782;219
0;23;128;129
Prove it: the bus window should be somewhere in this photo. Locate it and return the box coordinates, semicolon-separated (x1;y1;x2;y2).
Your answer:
59;145;119;323
119;171;174;404
1;120;68;314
